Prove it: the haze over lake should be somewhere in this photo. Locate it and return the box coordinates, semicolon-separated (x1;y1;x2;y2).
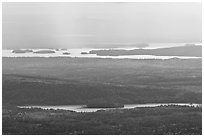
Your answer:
2;43;202;59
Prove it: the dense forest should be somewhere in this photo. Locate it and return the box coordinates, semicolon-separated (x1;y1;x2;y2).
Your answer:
3;105;202;135
2;57;202;135
3;57;201;105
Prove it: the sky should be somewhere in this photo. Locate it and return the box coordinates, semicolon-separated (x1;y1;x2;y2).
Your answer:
2;2;202;49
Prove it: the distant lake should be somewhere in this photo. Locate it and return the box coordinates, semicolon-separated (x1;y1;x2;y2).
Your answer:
2;43;201;59
18;103;201;113
2;49;201;59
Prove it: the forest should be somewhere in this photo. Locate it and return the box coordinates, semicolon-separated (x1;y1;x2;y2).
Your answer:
2;57;202;135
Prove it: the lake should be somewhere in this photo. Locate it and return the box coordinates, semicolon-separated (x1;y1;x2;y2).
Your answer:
2;43;201;59
2;49;201;59
18;103;201;113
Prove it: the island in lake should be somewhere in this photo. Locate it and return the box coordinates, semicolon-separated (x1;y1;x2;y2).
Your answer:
81;52;89;55
33;50;55;54
63;52;70;55
12;49;33;53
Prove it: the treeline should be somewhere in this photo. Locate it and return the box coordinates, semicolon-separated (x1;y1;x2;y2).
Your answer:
2;105;202;135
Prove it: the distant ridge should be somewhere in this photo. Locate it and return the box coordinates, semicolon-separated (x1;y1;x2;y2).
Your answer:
89;45;202;57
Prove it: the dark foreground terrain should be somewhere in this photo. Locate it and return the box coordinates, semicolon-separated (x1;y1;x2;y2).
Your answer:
2;105;202;135
2;57;202;135
2;57;202;105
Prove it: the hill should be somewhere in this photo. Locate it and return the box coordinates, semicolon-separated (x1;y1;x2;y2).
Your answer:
89;45;202;57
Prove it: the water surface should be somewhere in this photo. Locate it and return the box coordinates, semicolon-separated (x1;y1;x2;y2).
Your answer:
18;103;201;113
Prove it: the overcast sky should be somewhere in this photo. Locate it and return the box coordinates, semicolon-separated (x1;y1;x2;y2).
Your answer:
2;2;202;49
